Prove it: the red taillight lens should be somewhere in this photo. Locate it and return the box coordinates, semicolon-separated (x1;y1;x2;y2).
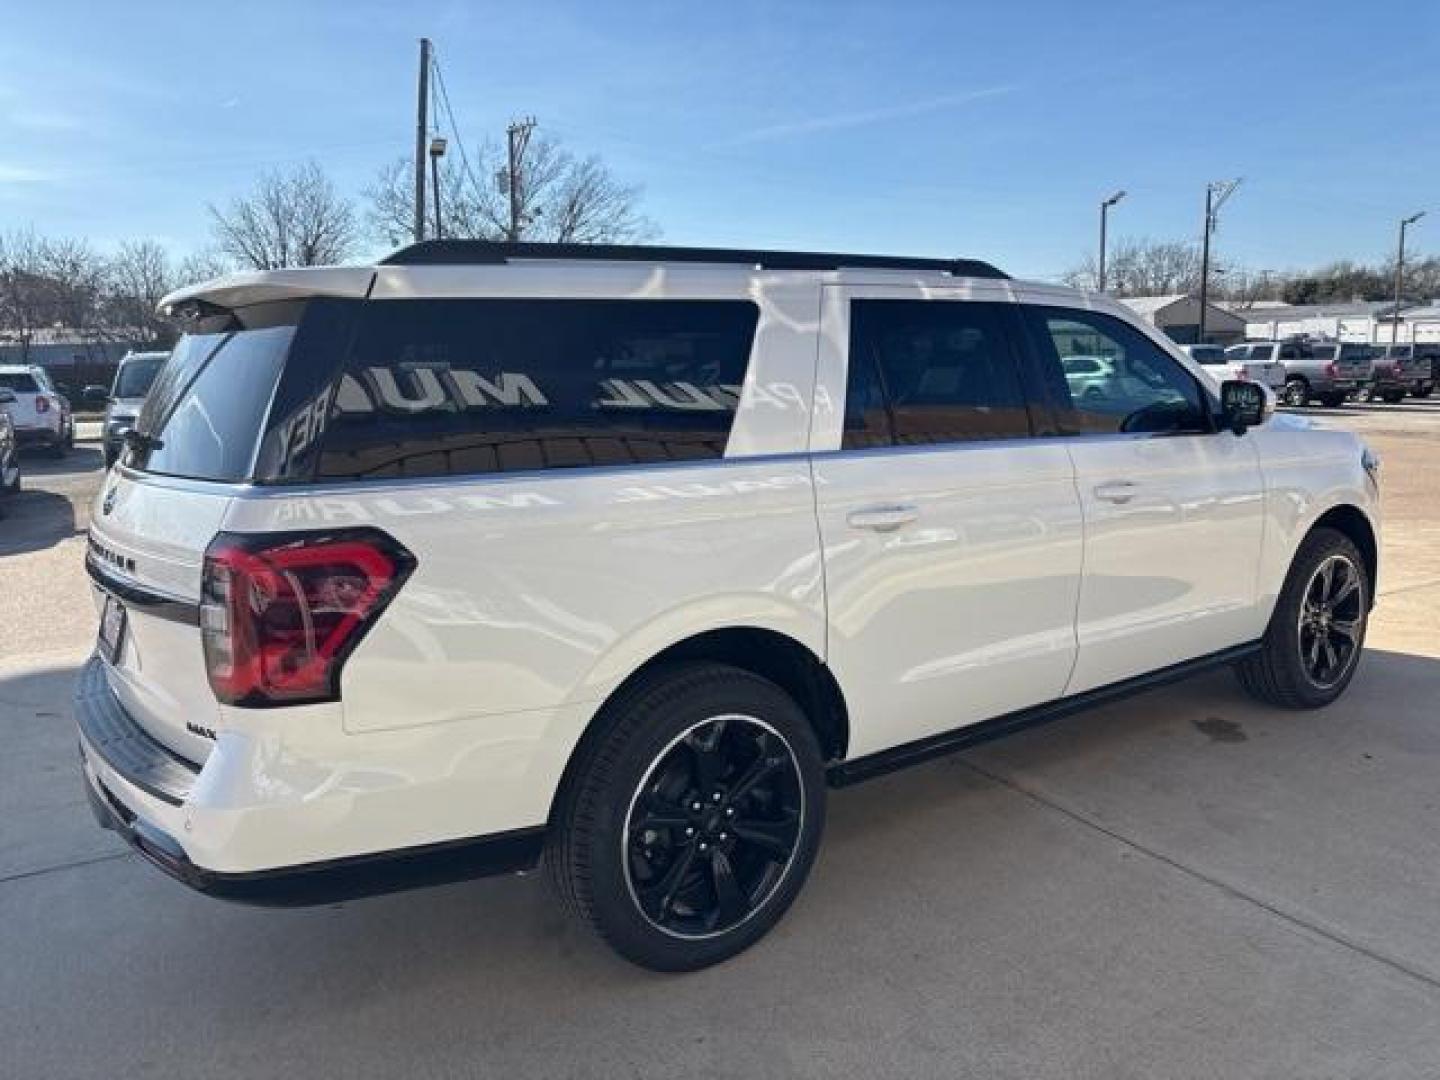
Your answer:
1325;363;1338;378
35;395;50;414
200;529;416;706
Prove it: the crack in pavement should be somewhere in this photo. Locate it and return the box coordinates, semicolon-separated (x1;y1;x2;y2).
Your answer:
0;851;129;888
957;757;1440;996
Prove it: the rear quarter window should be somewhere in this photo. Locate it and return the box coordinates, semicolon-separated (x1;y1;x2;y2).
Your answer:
315;298;759;480
0;373;40;393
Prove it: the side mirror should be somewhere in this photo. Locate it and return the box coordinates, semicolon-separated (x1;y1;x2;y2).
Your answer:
1220;380;1272;435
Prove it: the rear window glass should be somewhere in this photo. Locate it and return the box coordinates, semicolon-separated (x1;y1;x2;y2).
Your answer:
0;372;40;392
1311;345;1336;360
129;308;297;481
316;299;759;480
113;356;166;398
1189;347;1224;364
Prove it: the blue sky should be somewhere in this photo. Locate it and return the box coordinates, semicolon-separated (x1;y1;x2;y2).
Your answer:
0;0;1435;280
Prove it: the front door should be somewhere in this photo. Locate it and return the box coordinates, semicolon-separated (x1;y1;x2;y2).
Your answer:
1021;305;1267;693
811;288;1084;759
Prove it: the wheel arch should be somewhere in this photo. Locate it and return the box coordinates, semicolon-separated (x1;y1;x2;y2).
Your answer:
1310;504;1379;606
547;627;850;827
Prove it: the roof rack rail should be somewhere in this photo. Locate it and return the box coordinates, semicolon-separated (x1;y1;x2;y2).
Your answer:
378;240;1008;279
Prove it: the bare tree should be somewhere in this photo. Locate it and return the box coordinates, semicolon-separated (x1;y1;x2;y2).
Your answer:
103;240;176;346
0;228;48;360
175;248;234;288
365;128;655;248
209;161;356;269
1062;238;1214;297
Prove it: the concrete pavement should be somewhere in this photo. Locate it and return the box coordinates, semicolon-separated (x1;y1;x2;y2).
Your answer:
2;407;1438;1078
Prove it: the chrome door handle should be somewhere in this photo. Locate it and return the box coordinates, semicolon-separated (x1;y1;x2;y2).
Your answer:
847;504;920;532
1093;481;1138;505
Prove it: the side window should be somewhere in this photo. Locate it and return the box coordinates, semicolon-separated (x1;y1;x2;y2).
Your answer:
1025;306;1209;435
316;299;759;480
844;300;1031;448
1279;344;1298;362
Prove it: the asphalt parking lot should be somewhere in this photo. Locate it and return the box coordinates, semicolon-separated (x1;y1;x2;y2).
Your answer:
2;405;1438;1079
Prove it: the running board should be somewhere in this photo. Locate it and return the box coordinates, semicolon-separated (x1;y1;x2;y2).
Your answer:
827;641;1262;787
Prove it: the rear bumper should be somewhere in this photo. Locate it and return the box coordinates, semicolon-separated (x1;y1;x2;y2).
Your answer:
14;426;61;448
75;655;545;906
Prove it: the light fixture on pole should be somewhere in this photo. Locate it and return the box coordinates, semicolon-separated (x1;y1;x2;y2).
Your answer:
1391;211;1426;348
1098;190;1126;293
429;136;448;240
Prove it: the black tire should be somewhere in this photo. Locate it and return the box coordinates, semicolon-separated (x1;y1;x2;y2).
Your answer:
1413;385;1433;399
1319;392;1346;408
547;662;826;972
1235;527;1369;709
1282;378;1309;408
1382;391;1405;404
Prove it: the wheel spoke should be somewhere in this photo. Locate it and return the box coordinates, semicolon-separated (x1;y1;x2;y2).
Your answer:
1331;617;1362;643
728;739;785;804
1331;571;1360;607
1317;559;1335;601
686;720;727;792
732;812;799;861
637;843;698;920
706;848;748;929
1321;636;1340;675
631;808;690;833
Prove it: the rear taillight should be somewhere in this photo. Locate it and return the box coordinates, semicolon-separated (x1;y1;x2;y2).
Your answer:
200;529;416;707
35;395;50;414
1325;363;1338;378
1230;365;1249;381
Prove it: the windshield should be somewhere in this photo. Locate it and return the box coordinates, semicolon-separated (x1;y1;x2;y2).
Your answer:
113;356;166;398
0;372;40;393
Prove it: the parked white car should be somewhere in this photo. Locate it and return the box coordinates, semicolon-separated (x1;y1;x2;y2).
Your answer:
77;243;1381;971
0;364;73;456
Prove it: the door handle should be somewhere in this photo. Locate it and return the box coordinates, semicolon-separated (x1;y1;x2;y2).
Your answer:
847;504;920;532
1093;481;1139;505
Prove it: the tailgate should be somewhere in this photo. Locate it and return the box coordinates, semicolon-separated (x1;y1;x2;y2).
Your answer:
87;472;234;762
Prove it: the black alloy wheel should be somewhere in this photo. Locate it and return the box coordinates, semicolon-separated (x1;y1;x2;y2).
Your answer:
623;714;804;940
1296;554;1364;690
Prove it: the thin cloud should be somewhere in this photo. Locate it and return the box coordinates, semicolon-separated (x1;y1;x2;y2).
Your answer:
6;108;84;132
729;86;1016;146
0;163;51;183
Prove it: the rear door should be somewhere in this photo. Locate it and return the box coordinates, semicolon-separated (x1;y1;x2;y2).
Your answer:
812;288;1083;758
1020;304;1266;692
0;371;43;429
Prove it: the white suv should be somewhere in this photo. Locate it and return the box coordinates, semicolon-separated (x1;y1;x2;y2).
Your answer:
0;363;74;456
77;242;1381;971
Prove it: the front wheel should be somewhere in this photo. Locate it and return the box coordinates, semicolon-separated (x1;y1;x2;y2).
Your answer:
1236;527;1369;709
1319;392;1347;408
548;663;826;971
1382;391;1406;404
1282;379;1309;407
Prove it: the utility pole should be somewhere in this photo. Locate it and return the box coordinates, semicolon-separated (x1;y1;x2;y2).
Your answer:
506;117;537;242
1098;190;1126;293
1391;211;1426;347
1197;178;1241;344
413;37;432;243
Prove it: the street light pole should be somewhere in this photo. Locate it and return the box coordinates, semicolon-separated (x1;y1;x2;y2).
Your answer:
1391;211;1426;347
1098;190;1126;293
1197;178;1242;344
413;38;431;243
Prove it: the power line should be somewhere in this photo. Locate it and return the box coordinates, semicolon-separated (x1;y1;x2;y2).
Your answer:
428;47;486;209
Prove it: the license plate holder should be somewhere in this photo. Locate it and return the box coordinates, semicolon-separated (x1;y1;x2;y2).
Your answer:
98;594;128;665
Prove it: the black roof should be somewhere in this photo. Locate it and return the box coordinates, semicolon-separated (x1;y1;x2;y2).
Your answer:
379;240;1007;279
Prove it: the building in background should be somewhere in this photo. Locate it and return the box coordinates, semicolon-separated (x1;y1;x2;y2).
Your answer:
1118;294;1247;345
1225;300;1440;344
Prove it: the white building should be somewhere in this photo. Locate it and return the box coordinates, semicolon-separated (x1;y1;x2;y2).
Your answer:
1230;300;1440;344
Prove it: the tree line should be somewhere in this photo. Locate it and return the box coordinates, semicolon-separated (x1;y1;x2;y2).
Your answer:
1062;238;1440;307
0;123;654;358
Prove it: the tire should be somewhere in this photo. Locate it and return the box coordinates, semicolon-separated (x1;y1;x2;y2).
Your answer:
1235;527;1369;709
1382;391;1405;404
547;662;826;971
1413;385;1433;399
1282;378;1309;407
1319;392;1346;408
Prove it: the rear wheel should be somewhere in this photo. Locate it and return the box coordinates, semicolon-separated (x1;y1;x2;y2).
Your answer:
1282;378;1309;407
1236;527;1369;709
1319;392;1346;408
1413;384;1433;399
548;662;826;971
1382;390;1405;404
